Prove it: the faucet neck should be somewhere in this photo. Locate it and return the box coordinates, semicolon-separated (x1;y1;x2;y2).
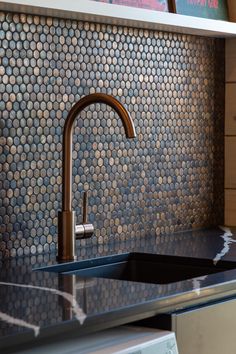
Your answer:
62;93;136;211
58;93;136;261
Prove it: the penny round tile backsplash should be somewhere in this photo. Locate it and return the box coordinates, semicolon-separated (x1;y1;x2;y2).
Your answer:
0;11;224;258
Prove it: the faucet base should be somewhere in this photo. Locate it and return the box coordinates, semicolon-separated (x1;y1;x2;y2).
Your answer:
57;210;76;262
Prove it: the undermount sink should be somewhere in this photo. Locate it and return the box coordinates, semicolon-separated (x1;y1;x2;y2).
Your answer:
37;253;236;285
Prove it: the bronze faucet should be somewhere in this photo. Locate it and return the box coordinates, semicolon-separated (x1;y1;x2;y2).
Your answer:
57;93;136;262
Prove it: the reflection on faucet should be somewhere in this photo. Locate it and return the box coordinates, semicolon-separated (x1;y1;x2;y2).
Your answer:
59;275;77;321
58;93;136;262
59;275;94;321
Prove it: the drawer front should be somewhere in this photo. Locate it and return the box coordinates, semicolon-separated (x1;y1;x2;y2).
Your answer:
225;83;236;135
225;189;236;226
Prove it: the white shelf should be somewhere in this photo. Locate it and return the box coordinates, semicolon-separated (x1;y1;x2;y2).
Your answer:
1;0;236;37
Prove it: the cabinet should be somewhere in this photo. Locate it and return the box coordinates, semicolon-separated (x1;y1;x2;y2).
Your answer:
225;39;236;226
225;189;236;225
171;299;236;354
225;83;236;135
8;326;179;354
225;137;236;188
137;298;236;354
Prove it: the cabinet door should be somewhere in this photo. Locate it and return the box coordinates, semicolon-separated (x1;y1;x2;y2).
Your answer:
172;299;236;354
225;189;236;226
226;39;236;82
225;83;236;135
225;137;236;189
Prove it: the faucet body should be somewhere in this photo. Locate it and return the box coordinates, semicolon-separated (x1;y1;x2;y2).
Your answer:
57;93;136;262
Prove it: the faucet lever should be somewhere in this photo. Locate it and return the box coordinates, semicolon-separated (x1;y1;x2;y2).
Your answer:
75;191;94;240
82;191;88;224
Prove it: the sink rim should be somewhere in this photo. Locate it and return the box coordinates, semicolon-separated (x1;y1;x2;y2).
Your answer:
35;252;236;275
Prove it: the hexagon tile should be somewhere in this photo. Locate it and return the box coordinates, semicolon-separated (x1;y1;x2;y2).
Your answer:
0;12;224;258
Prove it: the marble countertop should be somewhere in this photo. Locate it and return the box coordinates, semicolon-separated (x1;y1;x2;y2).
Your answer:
1;226;236;353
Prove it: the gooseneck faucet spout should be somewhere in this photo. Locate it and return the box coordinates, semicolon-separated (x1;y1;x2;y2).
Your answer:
58;93;136;262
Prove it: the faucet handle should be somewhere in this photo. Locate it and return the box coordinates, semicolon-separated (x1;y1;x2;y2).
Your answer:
75;191;94;239
82;190;88;224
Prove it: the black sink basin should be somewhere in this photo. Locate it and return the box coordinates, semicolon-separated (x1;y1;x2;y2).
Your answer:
37;253;236;285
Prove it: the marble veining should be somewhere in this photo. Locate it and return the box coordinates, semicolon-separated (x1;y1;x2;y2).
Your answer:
192;275;208;296
0;311;40;337
0;280;86;337
192;226;236;295
0;228;236;352
213;226;236;265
